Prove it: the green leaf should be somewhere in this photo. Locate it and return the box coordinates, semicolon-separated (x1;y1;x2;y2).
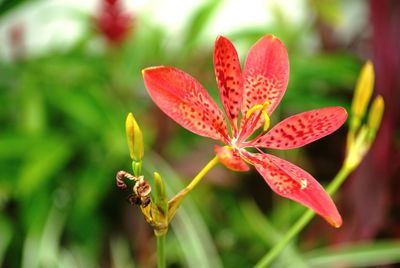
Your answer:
0;0;33;15
303;240;400;267
183;0;222;50
17;137;72;197
0;215;13;267
239;201;308;268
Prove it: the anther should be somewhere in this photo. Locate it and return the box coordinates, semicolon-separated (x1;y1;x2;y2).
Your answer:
262;110;270;131
245;101;271;119
246;104;264;119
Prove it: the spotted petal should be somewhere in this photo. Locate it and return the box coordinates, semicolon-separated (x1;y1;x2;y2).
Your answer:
242;35;289;119
252;107;347;149
214;35;244;135
214;145;249;172
143;66;229;142
243;152;342;227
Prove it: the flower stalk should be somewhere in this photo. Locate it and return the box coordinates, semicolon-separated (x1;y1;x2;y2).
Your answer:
254;61;384;267
167;156;219;221
119;113;222;267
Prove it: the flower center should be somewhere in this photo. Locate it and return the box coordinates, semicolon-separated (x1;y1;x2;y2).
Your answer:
236;101;271;144
245;101;271;131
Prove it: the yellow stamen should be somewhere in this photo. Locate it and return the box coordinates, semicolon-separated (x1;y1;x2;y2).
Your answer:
262;110;270;131
246;104;264;119
244;101;271;131
245;101;271;119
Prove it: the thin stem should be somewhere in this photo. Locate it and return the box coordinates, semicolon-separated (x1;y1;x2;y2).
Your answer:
169;156;219;203
155;156;219;267
326;164;355;195
254;164;355;268
168;155;219;221
185;155;219;192
156;233;166;268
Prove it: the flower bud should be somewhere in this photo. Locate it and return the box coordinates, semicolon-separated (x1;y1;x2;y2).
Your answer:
154;172;167;209
367;95;384;142
125;113;144;162
351;61;374;122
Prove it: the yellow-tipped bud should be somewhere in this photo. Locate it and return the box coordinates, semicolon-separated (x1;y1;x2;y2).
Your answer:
344;126;369;170
125;113;144;162
351;61;374;120
153;172;168;236
367;95;384;142
154;172;167;208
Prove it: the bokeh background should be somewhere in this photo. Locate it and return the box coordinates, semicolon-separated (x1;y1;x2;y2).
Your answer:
0;0;399;267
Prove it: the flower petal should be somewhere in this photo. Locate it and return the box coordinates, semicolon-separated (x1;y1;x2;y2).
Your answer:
242;35;289;119
143;66;229;142
243;152;342;227
252;107;347;149
214;35;244;135
214;145;249;172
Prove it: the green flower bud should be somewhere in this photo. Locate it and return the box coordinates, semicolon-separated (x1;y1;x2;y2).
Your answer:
351;61;374;121
125;113;144;162
367;95;384;142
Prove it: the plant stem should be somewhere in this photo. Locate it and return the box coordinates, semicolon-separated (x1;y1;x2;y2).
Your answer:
155;156;219;266
254;165;355;268
168;156;219;219
157;233;166;268
186;155;220;192
326;164;354;196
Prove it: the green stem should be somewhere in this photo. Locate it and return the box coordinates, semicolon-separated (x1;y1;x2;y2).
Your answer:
254;165;355;268
168;156;219;220
326;164;354;195
157;233;166;268
155;156;219;266
185;155;220;192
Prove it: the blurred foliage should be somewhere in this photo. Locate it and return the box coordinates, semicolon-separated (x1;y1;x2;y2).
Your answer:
0;0;399;267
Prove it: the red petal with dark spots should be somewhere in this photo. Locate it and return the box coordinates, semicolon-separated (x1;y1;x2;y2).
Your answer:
252;107;347;149
242;35;289;126
214;35;244;135
143;66;229;142
244;152;342;227
214;145;249;172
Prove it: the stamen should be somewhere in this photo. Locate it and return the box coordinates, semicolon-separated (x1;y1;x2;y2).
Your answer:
262;110;270;131
246;104;264;119
245;101;271;119
238;101;271;144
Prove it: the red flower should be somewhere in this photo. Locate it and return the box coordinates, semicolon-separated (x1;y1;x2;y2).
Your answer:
142;35;347;227
96;0;133;46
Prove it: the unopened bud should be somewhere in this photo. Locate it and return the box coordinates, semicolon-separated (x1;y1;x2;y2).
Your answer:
125;113;144;162
154;172;167;211
345;126;369;170
367;95;384;142
351;61;374;121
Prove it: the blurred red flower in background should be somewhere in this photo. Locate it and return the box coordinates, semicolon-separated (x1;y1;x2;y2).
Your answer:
96;0;133;46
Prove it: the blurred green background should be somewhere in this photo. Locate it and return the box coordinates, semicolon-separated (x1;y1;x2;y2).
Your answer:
1;0;399;267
